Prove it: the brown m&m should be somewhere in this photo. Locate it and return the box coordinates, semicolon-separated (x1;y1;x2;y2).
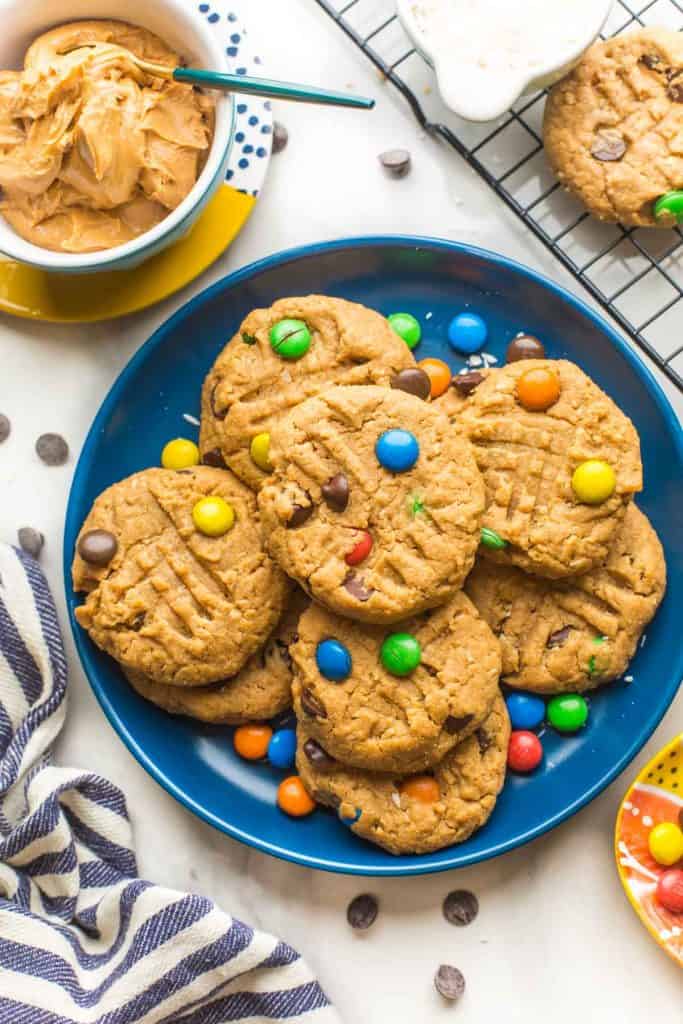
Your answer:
506;334;546;363
77;529;118;566
390;367;431;401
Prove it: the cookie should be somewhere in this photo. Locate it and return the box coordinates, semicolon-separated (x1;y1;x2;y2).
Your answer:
124;590;308;723
544;29;683;227
72;466;289;686
466;504;665;694
257;384;485;623
290;594;501;774
450;360;642;578
199;295;416;488
296;697;510;855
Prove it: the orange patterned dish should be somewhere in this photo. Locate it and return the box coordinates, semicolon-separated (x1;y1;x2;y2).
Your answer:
615;735;683;967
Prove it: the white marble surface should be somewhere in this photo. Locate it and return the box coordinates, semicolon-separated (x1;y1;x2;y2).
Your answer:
0;1;681;1020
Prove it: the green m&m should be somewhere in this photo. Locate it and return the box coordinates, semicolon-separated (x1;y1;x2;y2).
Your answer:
380;633;421;676
269;319;311;360
547;694;588;733
388;312;422;349
480;527;508;551
654;191;683;224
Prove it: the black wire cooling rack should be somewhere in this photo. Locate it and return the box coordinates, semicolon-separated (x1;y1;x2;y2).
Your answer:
314;0;683;392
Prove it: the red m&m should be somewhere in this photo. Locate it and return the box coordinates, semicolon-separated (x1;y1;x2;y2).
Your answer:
346;530;373;566
656;869;683;914
507;731;543;773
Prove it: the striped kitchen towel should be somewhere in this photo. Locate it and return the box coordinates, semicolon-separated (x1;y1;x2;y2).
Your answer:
0;543;338;1024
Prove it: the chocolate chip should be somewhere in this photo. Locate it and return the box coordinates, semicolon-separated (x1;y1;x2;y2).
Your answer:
77;529;118;566
343;573;374;602
35;433;68;466
476;728;491;754
17;527;44;560
506;334;546;363
129;612;146;632
241;331;257;345
452;371;484;396
0;414;10;443
443;890;479;926
444;713;474;735
591;131;626;162
321;473;349;512
304;737;336;770
287;503;313;528
272;120;288;154
379;148;411;178
201;447;227;468
668;81;683;102
209;381;228;420
390;367;431;401
301;688;327;718
346;893;378;930
547;625;572;649
434;965;465;1002
641;54;661;70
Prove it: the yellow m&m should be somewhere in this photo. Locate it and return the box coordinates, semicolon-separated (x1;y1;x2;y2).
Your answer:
161;438;199;470
250;432;272;472
571;460;616;504
192;496;235;536
648;821;683;867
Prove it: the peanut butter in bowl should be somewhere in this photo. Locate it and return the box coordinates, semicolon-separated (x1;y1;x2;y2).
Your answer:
0;20;215;253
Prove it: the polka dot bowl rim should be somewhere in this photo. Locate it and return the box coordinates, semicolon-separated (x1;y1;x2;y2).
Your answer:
64;235;683;876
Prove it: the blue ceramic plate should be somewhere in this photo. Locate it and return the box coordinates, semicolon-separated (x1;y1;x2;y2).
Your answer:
64;237;683;876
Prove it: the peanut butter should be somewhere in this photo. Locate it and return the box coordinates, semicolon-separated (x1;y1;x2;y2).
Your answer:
0;20;215;253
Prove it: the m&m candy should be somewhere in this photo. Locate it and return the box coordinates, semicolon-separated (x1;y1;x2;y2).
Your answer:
277;776;316;817
345;530;373;566
480;527;508;551
448;312;488;354
161;438;199;470
654;190;683;225
234;724;272;760
516;367;560;412
656;869;683;913
339;806;363;826
506;334;546;363
399;775;440;804
380;633;421;676
507;731;543;773
418;358;452;398
192;496;235;536
571;460;616;505
269;319;311;360
648;822;683;867
547;694;588;733
316;639;352;681
268;728;297;769
505;693;545;731
388;312;421;349
375;429;419;473
250;432;272;472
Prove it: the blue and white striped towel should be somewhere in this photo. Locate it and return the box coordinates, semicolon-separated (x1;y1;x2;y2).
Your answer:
0;544;338;1024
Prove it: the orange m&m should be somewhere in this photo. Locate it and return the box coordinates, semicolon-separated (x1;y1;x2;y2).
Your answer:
233;724;272;760
516;367;561;412
277;776;316;817
418;358;452;399
399;775;440;804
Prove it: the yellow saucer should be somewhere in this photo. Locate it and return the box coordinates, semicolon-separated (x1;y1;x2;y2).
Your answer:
0;184;255;324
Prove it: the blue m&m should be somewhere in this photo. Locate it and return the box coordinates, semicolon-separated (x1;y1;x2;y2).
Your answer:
448;312;488;354
375;429;419;473
267;728;297;769
316;639;352;681
505;693;545;731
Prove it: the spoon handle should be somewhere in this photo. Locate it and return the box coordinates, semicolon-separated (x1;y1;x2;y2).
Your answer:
173;67;375;109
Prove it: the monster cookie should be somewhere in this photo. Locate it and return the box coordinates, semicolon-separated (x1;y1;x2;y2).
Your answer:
257;384;486;623
544;29;683;227
199;295;416;488
296;697;510;855
466;504;665;694
125;590;308;723
450;360;642;578
290;594;501;774
72;466;289;685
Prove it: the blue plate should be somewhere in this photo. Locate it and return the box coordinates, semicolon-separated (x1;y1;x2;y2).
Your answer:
64;236;683;876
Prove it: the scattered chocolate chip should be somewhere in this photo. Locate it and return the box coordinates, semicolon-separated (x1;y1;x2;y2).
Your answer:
444;713;474;735
304;737;336;770
506;334;546;363
35;433;69;466
209;381;228;420
347;893;378;930
640;54;661;70
129;613;146;632
379;148;411;178
547;625;572;649
322;473;349;512
201;447;227;468
434;964;465;1002
452;371;484;396
301;688;327;719
77;529;118;566
443;890;479;926
241;331;257;345
17;527;44;559
0;414;10;443
287;503;314;528
668;81;683;102
591;130;626;162
390;367;431;401
272;120;288;154
476;728;491;754
343;573;374;602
